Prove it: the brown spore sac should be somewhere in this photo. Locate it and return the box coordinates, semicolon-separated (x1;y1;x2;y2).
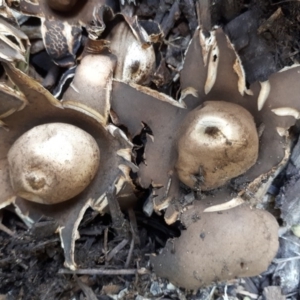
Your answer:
151;204;279;290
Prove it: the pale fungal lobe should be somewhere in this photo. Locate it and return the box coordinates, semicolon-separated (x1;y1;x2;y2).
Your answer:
257;80;271;111
271;107;300;119
204;38;219;95
8;123;100;204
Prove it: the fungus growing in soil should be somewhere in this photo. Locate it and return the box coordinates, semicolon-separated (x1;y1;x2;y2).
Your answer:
0;62;135;269
0;3;155;271
110;25;300;287
151;204;279;290
1;10;300;289
111;26;300;223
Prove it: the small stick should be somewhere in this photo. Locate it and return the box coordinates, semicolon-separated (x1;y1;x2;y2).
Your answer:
180;0;198;32
257;8;283;34
0;223;14;236
128;208;140;245
104;227;108;265
161;1;181;37
271;0;300;5
58;268;149;275
75;275;98;300
0;211;14;236
106;238;129;262
125;237;135;268
41;282;57;300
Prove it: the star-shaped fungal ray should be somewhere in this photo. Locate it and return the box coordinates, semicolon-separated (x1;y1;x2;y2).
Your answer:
62;47;116;125
111;82;197;223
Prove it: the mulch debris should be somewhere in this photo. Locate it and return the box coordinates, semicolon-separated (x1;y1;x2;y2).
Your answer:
2;0;300;299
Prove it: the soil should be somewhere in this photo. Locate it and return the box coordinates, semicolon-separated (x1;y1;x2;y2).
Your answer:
1;0;300;299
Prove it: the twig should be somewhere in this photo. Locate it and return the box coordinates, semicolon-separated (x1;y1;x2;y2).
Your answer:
0;222;15;236
106;238;129;262
30;238;60;252
75;275;98;300
125;237;135;268
273;255;300;263
128;208;140;245
161;0;181;37
180;0;198;32
271;0;300;5
41;281;57;300
237;289;258;299
58;268;149;275
104;227;108;265
0;212;15;236
257;8;283;34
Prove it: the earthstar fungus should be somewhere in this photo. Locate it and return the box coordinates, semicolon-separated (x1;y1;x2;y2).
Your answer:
0;62;135;270
111;26;300;223
0;9;299;290
0;4;157;269
113;26;300;288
